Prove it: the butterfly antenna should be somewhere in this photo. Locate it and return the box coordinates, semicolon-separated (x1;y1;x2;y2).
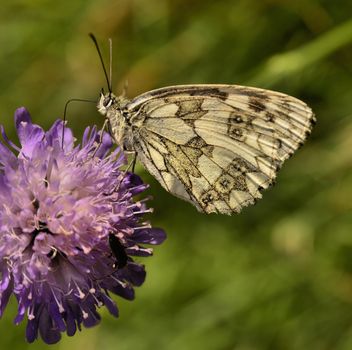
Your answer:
89;33;112;93
61;98;96;149
109;37;113;92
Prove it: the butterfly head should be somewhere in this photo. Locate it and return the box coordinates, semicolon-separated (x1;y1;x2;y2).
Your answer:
97;90;117;116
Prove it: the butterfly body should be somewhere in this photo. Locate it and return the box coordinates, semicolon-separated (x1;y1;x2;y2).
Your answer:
97;84;315;215
98;92;134;150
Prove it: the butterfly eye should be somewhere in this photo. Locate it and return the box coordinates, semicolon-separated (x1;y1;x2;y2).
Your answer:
103;97;113;108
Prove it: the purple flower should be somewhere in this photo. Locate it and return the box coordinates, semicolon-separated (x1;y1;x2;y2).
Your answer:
0;107;166;344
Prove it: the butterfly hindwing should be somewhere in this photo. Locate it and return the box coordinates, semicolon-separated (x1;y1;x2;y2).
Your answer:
123;85;315;214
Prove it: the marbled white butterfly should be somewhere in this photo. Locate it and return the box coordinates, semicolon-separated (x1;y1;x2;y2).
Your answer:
91;34;315;214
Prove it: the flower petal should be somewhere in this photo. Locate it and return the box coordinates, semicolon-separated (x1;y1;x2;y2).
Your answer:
122;263;146;287
109;281;135;300
38;307;61;344
26;318;39;343
0;139;17;167
0;125;20;152
132;228;167;245
15;107;45;158
99;293;119;317
94;131;113;158
46;120;74;151
82;306;101;328
0;268;12;316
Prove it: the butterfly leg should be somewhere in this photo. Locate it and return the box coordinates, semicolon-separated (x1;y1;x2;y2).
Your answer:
121;150;137;172
92;118;109;157
130;151;137;172
122;151;137;175
112;150;138;192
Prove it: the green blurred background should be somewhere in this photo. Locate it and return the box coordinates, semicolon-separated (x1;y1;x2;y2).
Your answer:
1;0;352;349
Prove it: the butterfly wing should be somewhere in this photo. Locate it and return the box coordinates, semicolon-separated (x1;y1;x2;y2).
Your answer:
125;85;315;214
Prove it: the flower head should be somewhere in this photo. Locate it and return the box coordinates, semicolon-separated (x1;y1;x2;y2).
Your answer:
0;108;166;343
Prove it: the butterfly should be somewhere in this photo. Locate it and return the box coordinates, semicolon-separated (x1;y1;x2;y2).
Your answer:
91;35;316;215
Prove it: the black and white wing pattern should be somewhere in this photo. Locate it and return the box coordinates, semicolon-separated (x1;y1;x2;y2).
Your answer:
125;85;315;214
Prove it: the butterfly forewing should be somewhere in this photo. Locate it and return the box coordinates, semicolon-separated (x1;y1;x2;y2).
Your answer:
120;85;315;214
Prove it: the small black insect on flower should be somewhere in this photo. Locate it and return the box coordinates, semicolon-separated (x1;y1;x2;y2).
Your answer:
109;233;128;269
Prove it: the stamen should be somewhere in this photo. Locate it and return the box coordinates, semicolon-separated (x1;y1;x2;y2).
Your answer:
132;208;154;215
51;287;65;313
127;197;152;209
90;291;103;307
73;282;86;299
134;224;152;230
27;307;35;321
